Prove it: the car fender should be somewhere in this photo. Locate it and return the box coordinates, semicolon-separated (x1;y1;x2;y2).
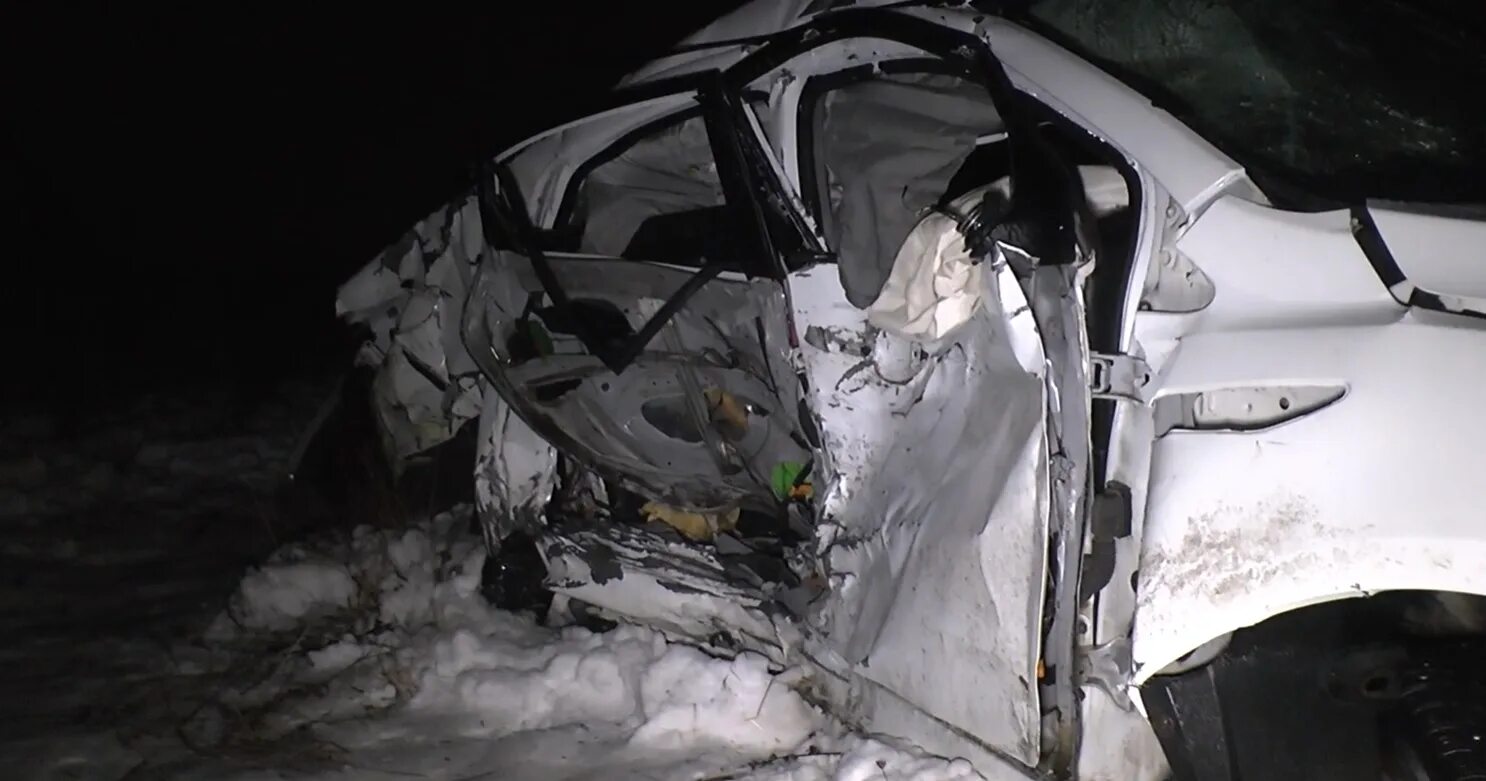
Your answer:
1130;317;1486;682
1127;197;1486;681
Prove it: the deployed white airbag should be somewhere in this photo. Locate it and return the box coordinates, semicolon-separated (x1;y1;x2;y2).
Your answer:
866;166;1127;341
865;186;997;341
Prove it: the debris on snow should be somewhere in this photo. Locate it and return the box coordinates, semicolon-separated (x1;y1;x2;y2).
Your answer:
152;508;823;776
180;508;990;779
732;737;989;781
12;490;989;780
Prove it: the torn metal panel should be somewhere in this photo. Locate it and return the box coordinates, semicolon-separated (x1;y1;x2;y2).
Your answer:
472;391;558;547
793;256;1053;766
463;250;808;512
1023;258;1095;772
1075;686;1170;781
1138;247;1213;314
336;196;486;462
539;520;797;662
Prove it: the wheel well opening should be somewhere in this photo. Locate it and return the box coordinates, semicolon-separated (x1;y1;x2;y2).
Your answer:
1141;591;1486;781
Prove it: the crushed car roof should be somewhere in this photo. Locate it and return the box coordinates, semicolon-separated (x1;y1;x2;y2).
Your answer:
621;0;947;86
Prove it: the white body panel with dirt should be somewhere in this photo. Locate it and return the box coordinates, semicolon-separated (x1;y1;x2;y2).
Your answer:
1129;197;1486;679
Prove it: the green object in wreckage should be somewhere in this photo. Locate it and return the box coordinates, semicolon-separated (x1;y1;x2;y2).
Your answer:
770;461;807;500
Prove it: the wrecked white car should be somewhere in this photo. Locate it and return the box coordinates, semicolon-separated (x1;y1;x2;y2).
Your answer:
324;1;1486;778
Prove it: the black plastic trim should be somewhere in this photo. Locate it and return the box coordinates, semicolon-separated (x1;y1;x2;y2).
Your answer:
702;76;789;279
477;83;775;376
1352;204;1486;323
1019;100;1144;491
478;162;620;372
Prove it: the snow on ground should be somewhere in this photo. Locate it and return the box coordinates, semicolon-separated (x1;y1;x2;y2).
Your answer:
153;508;987;780
0;379;333;781
1;376;986;781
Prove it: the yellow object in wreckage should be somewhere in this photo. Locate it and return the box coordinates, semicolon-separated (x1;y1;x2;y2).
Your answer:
640;501;741;542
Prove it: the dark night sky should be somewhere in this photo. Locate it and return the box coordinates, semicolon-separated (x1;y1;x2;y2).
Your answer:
6;4;745;404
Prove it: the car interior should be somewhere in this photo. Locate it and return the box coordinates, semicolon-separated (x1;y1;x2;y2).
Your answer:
505;62;1138;582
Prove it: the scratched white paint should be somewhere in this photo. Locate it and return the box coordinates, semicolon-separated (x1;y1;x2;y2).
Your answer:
789;252;1051;767
335;197;485;461
472;391;557;545
1131;195;1486;679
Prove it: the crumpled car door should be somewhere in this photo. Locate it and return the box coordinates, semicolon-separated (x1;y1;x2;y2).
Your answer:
461;82;813;518
726;14;1099;771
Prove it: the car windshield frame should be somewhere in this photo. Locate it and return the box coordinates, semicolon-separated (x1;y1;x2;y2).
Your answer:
1014;0;1486;210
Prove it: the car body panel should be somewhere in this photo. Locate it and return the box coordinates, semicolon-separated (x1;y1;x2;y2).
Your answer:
1129;195;1486;679
717;16;1109;768
1134;315;1486;680
472;391;558;545
541;518;796;657
335;196;486;463
464;250;806;512
1369;203;1486;315
792;258;1053;766
983;19;1257;219
1128;195;1405;389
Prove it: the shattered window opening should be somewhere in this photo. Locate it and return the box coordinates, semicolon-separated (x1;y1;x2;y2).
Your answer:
462;86;817;523
570;111;734;267
546;95;779;275
1024;0;1486;207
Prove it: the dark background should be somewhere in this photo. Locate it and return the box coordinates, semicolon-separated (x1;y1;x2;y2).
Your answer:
5;3;746;405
